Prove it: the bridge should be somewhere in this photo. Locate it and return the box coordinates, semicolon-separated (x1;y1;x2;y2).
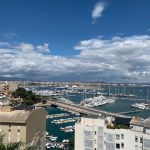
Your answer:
36;99;132;119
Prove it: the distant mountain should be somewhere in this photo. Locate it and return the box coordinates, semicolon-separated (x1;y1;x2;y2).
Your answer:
0;77;26;81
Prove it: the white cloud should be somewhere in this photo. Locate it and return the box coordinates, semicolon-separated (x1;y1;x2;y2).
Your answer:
37;43;50;52
74;35;150;82
92;1;106;23
16;43;34;52
0;35;150;82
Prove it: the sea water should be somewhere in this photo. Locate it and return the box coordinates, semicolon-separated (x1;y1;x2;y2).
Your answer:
38;85;150;149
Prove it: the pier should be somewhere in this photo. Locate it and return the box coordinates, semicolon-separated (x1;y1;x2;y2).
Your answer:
36;99;132;119
45;140;69;149
118;110;141;114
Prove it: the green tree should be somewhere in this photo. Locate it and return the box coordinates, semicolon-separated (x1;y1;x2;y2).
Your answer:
22;100;34;106
12;88;42;105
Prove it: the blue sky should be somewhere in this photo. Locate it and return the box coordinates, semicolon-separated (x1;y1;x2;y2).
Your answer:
0;0;150;82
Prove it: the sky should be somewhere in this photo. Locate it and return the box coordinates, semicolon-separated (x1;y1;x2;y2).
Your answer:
0;0;150;82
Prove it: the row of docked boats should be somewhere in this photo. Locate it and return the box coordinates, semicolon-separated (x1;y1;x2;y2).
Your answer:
46;133;70;142
80;95;116;107
60;126;74;133
46;113;70;119
46;141;69;149
131;103;150;110
46;143;65;149
46;132;70;149
51;117;79;124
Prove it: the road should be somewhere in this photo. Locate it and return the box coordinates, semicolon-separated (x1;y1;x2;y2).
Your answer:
36;99;132;119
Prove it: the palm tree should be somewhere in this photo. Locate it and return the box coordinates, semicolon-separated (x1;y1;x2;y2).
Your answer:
0;135;35;150
6;141;23;150
25;146;35;150
0;135;23;150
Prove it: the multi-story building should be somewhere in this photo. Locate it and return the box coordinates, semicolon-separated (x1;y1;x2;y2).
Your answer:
0;106;47;149
0;83;8;92
0;81;18;93
7;82;18;92
75;116;150;150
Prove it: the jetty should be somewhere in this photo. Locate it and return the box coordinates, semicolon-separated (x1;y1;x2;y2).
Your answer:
119;110;141;115
35;99;132;119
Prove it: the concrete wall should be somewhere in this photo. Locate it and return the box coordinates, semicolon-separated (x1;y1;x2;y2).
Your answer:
8;82;18;92
26;108;47;146
75;123;84;150
131;125;144;132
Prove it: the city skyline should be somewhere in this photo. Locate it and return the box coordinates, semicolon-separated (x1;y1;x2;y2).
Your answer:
0;0;150;82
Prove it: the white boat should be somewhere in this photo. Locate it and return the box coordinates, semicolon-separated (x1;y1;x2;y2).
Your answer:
131;103;147;110
46;132;49;136
80;95;115;107
62;139;69;143
50;137;58;141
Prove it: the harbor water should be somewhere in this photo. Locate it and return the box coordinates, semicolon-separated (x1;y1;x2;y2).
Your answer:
32;85;150;149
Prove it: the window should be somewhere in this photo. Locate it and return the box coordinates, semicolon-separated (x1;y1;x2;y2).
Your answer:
121;134;124;139
18;129;20;132
106;142;115;150
116;134;120;140
105;133;115;142
135;145;138;150
8;129;11;132
116;143;120;149
95;131;96;135
143;138;150;148
135;136;138;142
121;143;124;148
140;137;143;143
84;139;94;149
84;130;94;138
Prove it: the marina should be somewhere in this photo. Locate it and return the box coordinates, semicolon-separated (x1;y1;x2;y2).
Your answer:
33;85;150;149
46;106;75;150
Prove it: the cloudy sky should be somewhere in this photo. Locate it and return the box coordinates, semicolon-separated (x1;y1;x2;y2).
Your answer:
0;0;150;82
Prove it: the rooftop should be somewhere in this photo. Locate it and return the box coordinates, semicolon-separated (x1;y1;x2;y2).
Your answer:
143;118;150;128
129;117;144;126
130;117;150;128
0;109;31;123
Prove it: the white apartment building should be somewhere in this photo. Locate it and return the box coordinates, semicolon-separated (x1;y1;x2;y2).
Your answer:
75;116;150;150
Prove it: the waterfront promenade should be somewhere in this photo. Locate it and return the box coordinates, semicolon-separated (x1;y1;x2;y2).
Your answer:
35;99;132;119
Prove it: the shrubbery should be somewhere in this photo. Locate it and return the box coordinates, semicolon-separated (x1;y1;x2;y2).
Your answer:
12;88;42;105
107;124;129;129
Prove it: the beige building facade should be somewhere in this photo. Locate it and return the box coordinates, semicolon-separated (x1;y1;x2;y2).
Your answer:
0;106;47;149
0;81;18;93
